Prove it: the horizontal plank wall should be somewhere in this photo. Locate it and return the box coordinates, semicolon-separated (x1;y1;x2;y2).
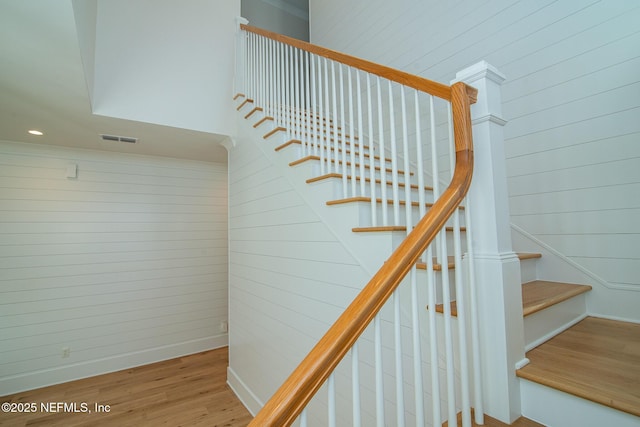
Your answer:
309;0;640;320
227;123;371;415
0;141;228;395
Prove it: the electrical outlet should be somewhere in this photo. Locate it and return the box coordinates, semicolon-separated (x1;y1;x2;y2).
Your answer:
62;347;71;358
220;321;228;333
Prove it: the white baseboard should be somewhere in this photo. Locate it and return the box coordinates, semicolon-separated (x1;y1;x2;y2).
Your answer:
520;379;640;427
227;366;264;416
0;335;228;397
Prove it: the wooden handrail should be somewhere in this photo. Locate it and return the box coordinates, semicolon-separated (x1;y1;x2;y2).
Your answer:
247;78;475;426
241;24;455;102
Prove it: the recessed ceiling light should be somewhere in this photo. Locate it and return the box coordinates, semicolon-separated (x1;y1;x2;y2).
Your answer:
28;130;44;136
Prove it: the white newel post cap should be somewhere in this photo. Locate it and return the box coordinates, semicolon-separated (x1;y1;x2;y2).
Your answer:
452;61;507;125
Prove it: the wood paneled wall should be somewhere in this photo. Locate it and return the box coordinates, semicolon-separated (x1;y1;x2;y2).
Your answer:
227;125;372;415
309;0;640;316
0;141;229;395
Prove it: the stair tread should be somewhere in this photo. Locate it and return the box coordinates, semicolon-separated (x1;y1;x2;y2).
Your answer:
516;316;640;417
522;280;592;317
443;410;543;427
431;254;543;316
276;139;386;162
292;156;413;175
329;196;444;208
306;172;434;191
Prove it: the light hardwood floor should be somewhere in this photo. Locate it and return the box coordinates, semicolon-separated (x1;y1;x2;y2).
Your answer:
517;316;640;417
0;347;253;426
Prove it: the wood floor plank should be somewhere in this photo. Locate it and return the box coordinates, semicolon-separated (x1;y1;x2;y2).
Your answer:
0;347;253;427
517;317;640;417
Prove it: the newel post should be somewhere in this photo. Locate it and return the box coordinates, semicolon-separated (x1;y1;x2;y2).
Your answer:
453;61;527;423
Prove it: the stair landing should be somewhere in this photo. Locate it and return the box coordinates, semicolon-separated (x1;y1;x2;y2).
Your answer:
517;316;640;417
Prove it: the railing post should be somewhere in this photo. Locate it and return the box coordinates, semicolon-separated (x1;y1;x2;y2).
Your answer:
452;61;526;424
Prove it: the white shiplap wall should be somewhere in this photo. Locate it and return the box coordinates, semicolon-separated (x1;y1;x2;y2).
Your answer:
227;120;372;415
310;0;640;318
0;141;228;395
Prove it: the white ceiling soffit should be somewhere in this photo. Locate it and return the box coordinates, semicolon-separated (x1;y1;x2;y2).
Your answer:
0;0;232;163
263;0;309;21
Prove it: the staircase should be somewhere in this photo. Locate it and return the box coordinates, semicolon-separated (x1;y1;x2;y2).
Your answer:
230;24;639;427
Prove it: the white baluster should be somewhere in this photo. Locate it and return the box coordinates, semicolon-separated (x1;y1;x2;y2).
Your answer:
339;65;348;197
323;58;332;174
400;86;412;232
348;67;357;197
377;78;388;226
259;36;264;112
393;290;405;427
304;51;311;157
366;74;377;226
299;408;308;427
356;71;366;197
352;342;361;427
310;54;317;157
426;243;442;427
465;197;484;425
388;81;400;225
328;373;336;427
275;41;282;129
285;45;292;139
374;314;385;427
410;268;425;426
317;57;326;175
331;61;339;180
430;95;457;427
293;47;300;143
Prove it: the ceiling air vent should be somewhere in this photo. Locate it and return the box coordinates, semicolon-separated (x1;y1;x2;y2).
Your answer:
100;134;138;144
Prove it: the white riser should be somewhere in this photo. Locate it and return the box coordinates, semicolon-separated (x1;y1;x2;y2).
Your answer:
519;257;538;284
523;294;588;351
520;379;640;427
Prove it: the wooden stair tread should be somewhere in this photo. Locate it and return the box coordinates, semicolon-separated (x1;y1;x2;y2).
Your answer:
330;197;462;211
443;409;544;427
416;256;455;272
517;252;542;261
307;172;433;192
276;139;386;162
522;280;592;317
236;98;253;110
253;116;274;128
330;196;439;208
292;156;413;175
431;254;543;316
516;316;640;417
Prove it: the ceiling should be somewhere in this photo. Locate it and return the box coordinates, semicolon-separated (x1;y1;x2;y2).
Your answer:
0;1;230;163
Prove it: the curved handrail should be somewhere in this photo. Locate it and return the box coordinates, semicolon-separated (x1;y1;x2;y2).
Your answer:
241;25;477;426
